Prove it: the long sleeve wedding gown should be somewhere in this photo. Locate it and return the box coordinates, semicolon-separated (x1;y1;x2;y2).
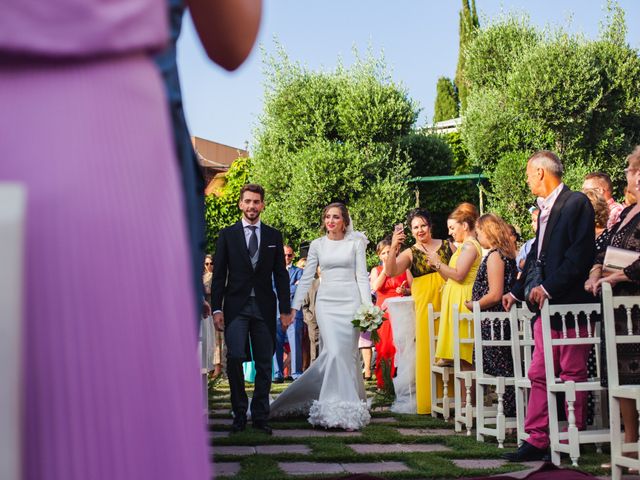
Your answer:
269;234;372;430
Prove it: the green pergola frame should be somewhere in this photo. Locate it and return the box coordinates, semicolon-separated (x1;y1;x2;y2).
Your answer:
407;173;488;213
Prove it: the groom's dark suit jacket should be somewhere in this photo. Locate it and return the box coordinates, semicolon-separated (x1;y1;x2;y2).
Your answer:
511;185;595;329
211;221;291;343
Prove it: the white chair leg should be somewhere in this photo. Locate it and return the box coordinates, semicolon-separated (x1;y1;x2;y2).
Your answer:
476;383;485;443
496;378;505;448
443;372;451;421
610;395;623;480
465;381;473;436
431;372;438;418
566;385;580;467
454;374;462;432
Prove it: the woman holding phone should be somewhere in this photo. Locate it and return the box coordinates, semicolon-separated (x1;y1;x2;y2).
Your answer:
385;208;453;414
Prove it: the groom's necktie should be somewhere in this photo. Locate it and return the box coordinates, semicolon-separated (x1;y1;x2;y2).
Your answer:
247;225;258;260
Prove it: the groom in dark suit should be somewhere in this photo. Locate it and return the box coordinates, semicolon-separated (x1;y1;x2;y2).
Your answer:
502;150;595;461
211;183;291;434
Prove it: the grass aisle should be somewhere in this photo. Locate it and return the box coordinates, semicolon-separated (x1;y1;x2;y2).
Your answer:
209;378;610;479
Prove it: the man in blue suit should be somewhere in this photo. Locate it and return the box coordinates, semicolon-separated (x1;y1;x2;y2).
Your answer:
273;245;304;382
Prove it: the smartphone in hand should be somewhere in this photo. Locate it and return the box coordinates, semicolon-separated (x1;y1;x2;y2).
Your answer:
394;223;404;233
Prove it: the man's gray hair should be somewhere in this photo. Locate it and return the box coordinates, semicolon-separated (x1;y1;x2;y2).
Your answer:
528;150;564;178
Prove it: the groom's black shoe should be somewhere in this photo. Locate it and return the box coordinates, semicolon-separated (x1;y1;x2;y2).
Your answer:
252;420;273;435
503;441;549;462
230;417;247;434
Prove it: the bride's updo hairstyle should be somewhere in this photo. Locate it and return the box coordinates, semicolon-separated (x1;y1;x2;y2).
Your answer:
448;202;479;231
321;202;351;233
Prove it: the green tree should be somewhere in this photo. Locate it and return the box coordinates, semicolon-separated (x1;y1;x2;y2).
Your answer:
455;0;479;111
252;48;418;257
433;77;459;122
204;157;251;253
461;6;640;235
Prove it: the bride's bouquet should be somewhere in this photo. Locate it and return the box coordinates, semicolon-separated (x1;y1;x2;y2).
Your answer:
351;304;385;343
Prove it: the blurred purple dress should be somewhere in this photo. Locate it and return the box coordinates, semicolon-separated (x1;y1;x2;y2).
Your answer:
0;1;210;479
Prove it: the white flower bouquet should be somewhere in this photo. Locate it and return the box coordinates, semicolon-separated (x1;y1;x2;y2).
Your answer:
351;304;385;343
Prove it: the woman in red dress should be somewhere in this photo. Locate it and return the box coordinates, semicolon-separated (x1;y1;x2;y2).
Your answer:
370;238;412;389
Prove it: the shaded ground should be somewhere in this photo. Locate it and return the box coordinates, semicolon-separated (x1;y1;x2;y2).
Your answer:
209;378;614;479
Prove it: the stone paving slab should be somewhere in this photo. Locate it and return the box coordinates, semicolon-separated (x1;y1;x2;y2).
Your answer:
279;461;409;476
342;461;410;474
279;462;344;475
454;459;506;469
209;418;233;426
350;443;451;454
255;444;311;455
370;417;399;424
273;429;362;438
210;431;230;439
213;462;241;477
213;446;256;456
211;409;230;415
396;427;456;436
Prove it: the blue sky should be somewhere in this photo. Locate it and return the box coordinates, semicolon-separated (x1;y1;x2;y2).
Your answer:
177;0;640;151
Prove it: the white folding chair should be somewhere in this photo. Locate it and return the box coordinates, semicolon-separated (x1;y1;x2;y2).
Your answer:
453;305;475;435
510;306;536;447
540;300;609;466
473;302;517;448
429;304;453;420
602;282;640;480
0;184;27;480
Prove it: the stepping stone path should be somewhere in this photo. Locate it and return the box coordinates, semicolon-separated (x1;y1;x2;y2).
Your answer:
350;443;450;453
396;427;457;436
369;416;399;424
213;462;241;476
272;429;362;438
278;461;409;476
453;459;506;469
208;417;233;426
212;445;312;456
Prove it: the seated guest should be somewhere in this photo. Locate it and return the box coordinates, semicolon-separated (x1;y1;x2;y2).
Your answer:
503;150;595;462
585;145;640;465
583;188;611;254
465;213;518;417
370;238;412;390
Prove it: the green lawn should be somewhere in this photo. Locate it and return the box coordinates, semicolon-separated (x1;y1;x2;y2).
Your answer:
209;378;610;479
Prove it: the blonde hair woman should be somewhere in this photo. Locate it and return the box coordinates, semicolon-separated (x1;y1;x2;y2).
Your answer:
430;202;481;367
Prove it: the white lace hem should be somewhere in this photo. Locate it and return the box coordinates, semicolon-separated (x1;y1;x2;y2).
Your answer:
308;399;371;430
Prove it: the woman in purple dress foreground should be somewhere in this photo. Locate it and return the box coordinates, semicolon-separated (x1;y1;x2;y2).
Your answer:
0;1;259;478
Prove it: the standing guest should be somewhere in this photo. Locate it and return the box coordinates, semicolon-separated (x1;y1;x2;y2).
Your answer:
516;207;540;274
583;171;624;229
583;189;611;254
385;208;453;414
203;255;224;378
155;0;262;326
432;203;482;368
358;327;375;381
273;245;304;382
585;146;640;464
0;0;265;476
302;267;321;365
212;184;291;435
464;214;518;417
503;150;595;462
370;238;412;390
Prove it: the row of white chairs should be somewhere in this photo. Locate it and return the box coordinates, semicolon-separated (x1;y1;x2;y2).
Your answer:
425;284;640;476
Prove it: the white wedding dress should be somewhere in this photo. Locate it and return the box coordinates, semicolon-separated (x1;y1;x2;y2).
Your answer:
269;234;372;429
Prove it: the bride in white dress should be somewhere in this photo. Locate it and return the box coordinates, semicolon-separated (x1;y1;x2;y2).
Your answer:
269;203;372;430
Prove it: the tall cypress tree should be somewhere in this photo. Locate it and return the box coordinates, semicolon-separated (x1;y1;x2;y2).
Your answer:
455;0;479;111
433;77;459;122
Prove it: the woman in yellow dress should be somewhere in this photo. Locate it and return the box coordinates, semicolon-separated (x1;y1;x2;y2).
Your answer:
428;202;481;368
386;208;453;414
